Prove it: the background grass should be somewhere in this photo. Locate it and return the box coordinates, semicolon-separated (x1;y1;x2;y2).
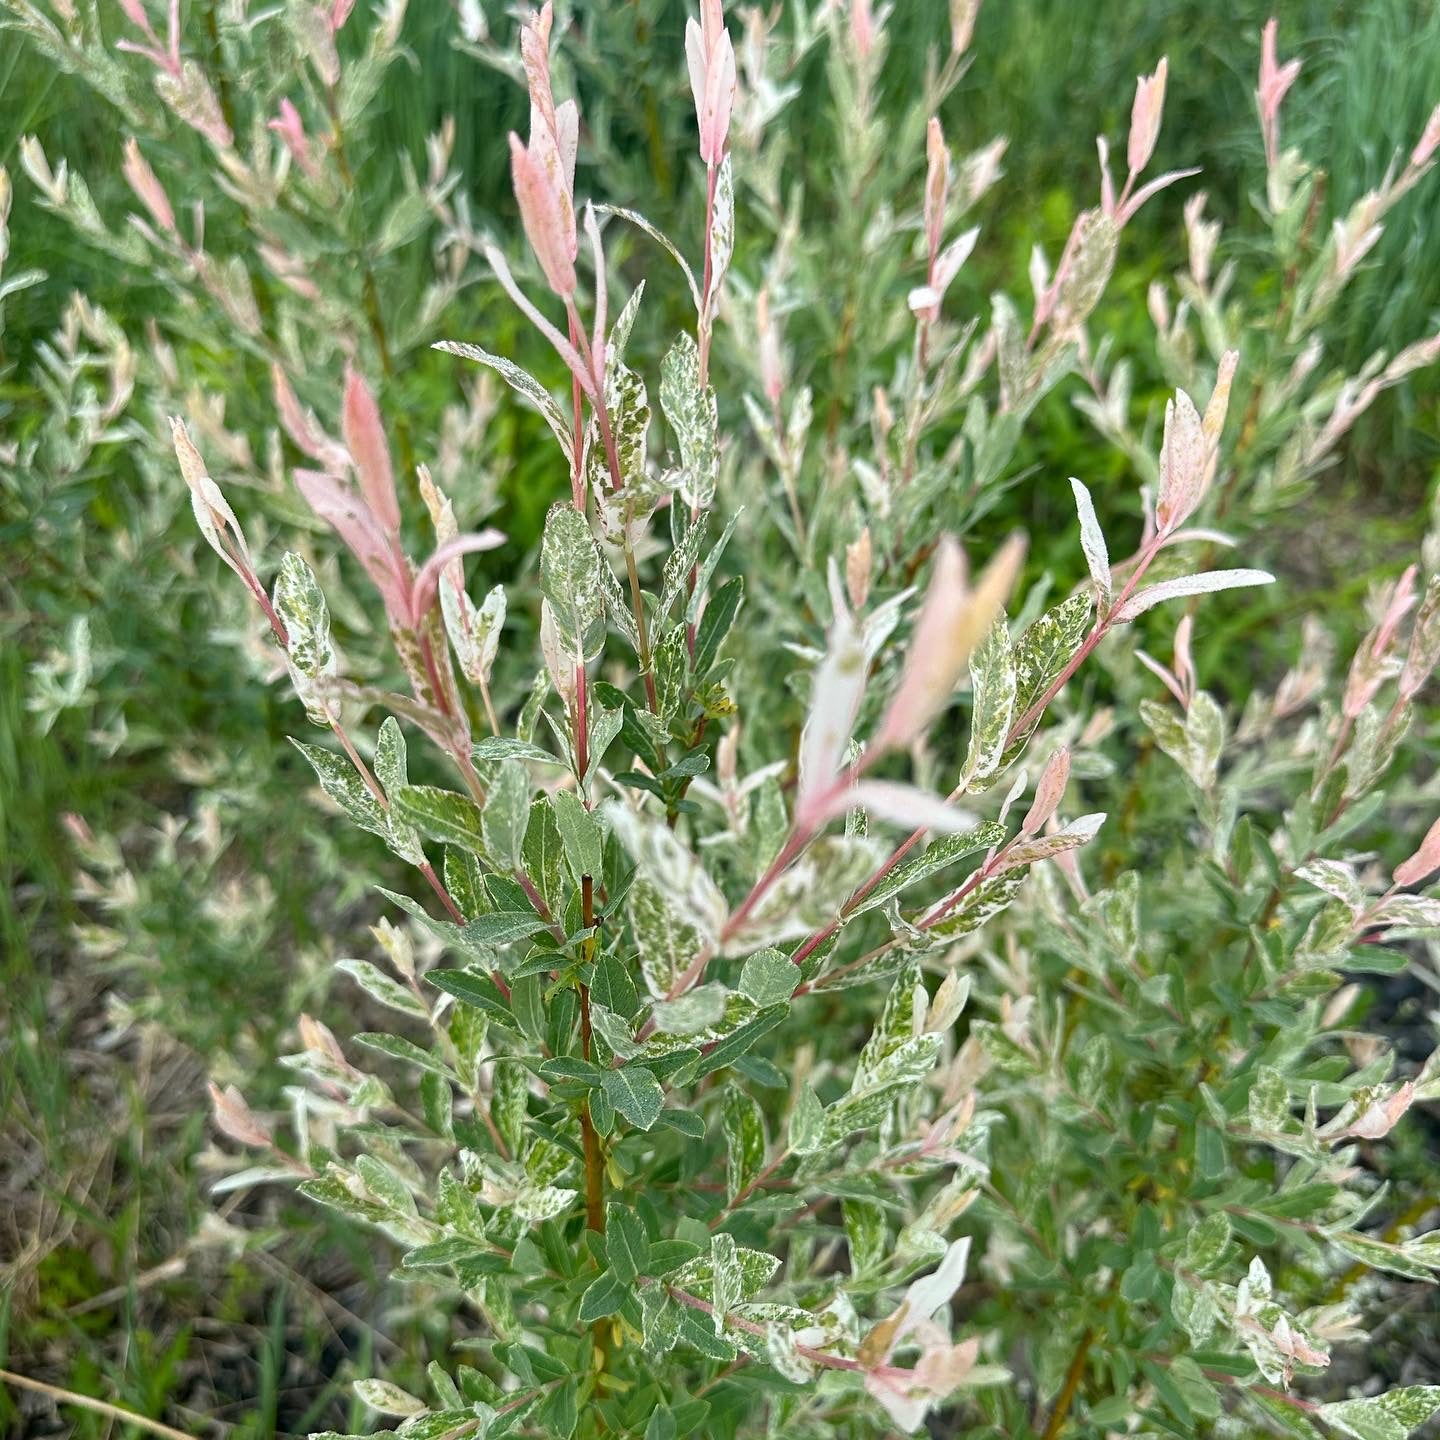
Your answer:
1;0;1438;1434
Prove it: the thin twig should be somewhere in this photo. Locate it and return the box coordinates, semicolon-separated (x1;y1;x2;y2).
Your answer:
0;1368;207;1440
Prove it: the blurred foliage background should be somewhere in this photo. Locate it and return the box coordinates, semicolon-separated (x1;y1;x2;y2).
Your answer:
1;0;1437;1434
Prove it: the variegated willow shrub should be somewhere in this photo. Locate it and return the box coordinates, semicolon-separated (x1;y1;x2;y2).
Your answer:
56;0;1440;1436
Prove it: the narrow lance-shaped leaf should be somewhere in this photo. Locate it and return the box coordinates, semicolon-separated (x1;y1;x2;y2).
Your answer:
1113;569;1275;622
659;332;719;509
1069;477;1111;604
873;533;1026;753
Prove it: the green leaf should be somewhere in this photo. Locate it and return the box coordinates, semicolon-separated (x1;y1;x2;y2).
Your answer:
427;968;513;1025
606;1204;651;1283
553;790;603;882
482;758;531;872
466;911;549;945
647;1239;702;1276
693;576;743;676
393;784;487;856
522;798;566;915
599;1065;665;1130
737;949;799;1008
590;953;641;1021
578;1269;630;1322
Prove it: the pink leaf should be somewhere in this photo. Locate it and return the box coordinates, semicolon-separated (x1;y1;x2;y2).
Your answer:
509;132;578;298
295;468;410;627
1127;57;1168;178
874;533;1026;753
342;366;401;537
839;781;977;834
410;531;508;624
1021;746;1071;836
1395;816;1440;888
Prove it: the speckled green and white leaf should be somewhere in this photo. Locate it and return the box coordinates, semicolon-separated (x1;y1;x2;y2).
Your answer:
659;516;709;618
1294;859;1369;914
1003;592;1093;758
969;1020;1040;1077
434;341;572;463
604;801;728;944
628;879;702;1000
607;282;646;366
722;1085;766;1201
540;501;605;655
1171;1277;1221;1347
1115;569;1275;623
708;154;734;305
355;1032;457;1084
659;332;719;509
1180;1212;1231;1276
273;552;334;692
598;1064;665;1130
353;1379;426;1417
1319;1387;1440;1440
671;1244;780;1306
787;1084;827;1155
1248;1065;1291;1135
925;871;1025;942
1330;1232;1436;1283
443;580;506;688
1069;478;1112;604
596;204;702;314
960;618;1016;791
649;982;729;1036
392;783;487;858
1369;894;1440;930
337;959;428;1019
849;822;1006;919
685;510;743;626
291;738;387;839
993;814;1104;875
641;991;764;1058
586;360;649;501
588;1002;640;1060
738;949;799;1007
640;1287;683;1355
